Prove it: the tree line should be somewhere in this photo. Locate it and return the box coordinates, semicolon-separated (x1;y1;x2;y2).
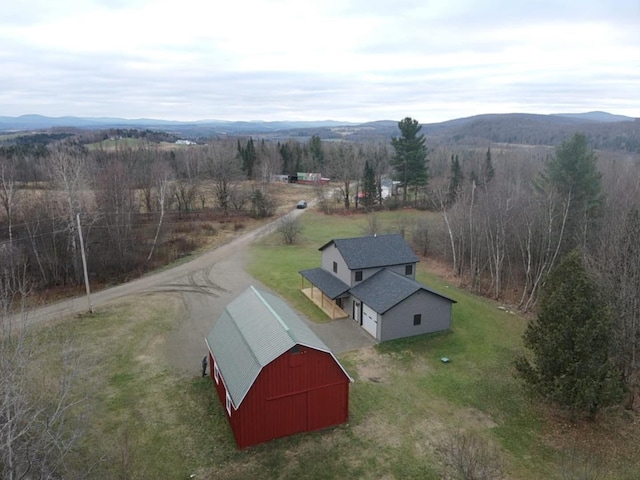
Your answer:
387;117;640;418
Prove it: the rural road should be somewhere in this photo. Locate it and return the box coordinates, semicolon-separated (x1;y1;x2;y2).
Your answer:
18;205;375;374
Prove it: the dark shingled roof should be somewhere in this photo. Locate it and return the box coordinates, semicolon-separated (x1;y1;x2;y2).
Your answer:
319;234;419;270
350;269;456;314
299;267;350;299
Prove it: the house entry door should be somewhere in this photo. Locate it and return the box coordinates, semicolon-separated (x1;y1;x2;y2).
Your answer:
352;301;361;324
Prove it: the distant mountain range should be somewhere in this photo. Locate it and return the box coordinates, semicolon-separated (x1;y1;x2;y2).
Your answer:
0;114;350;132
0;111;634;132
1;111;638;152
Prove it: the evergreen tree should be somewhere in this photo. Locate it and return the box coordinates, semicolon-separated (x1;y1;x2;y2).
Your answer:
362;160;376;209
447;154;463;205
390;117;428;205
483;146;495;187
309;135;324;170
470;169;478;186
279;142;293;175
516;250;624;418
539;132;603;249
238;137;257;179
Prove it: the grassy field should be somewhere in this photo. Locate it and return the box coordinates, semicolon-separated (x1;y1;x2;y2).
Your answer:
21;208;640;479
85;138;177;150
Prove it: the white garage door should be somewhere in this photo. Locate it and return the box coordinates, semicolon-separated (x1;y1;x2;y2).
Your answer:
362;304;378;338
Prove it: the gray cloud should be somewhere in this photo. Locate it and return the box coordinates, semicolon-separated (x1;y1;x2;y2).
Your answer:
1;0;638;122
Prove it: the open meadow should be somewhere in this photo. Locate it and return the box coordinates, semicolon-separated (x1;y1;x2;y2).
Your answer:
14;208;640;479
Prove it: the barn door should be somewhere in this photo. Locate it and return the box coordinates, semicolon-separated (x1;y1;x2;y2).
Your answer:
267;392;307;439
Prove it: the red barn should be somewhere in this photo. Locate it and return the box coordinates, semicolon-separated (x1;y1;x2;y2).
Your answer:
205;286;353;449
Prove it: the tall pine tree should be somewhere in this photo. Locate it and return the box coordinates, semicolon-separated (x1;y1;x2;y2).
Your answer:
483;146;495;187
238;137;257;179
362;160;376;209
516;250;623;418
309;135;324;170
539;133;603;250
390;117;428;205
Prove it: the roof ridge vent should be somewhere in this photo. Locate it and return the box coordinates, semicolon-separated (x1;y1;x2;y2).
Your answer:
250;286;290;332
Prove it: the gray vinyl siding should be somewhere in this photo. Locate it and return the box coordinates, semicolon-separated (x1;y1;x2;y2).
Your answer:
344;295;358;323
321;246;351;286
379;290;452;342
384;263;416;280
352;267;379;285
332;262;416;287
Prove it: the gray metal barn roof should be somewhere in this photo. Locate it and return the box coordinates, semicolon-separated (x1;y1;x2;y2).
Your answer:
205;286;352;409
319;234;419;270
350;269;456;314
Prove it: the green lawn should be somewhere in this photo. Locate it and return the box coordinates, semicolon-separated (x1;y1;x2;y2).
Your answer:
246;209;637;479
22;208;639;479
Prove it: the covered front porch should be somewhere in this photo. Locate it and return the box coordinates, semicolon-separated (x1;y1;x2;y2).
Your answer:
299;268;350;320
301;286;348;320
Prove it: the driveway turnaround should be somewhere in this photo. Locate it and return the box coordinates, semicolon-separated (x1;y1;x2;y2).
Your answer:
16;207;375;375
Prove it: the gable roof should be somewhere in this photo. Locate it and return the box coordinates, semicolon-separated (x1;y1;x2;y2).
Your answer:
319;234;419;270
350;269;456;314
299;267;350;299
205;286;352;409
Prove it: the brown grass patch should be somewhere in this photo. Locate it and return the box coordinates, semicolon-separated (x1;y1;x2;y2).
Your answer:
351;346;393;383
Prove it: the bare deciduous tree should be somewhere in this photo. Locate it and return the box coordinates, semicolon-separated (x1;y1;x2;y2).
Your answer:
204;142;243;215
277;214;303;245
430;177;460;275
0;155;20;245
326;142;360;210
361;214;381;236
1;307;88;480
147;160;173;261
559;447;605;480
47;143;92;285
437;429;504;480
516;188;570;311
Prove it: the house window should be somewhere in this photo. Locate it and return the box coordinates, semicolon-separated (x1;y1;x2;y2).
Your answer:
213;361;219;385
226;391;232;416
413;314;422;326
355;270;363;282
405;264;413;276
333;261;338;273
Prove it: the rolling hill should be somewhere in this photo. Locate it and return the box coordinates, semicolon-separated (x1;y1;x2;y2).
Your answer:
1;112;638;152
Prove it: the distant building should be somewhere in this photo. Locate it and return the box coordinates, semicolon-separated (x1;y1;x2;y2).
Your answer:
270;174;289;183
175;139;196;145
295;172;330;185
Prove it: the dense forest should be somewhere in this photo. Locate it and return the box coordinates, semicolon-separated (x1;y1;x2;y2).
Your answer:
0;122;638;308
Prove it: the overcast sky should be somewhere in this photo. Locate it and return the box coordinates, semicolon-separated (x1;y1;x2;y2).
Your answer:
2;0;639;123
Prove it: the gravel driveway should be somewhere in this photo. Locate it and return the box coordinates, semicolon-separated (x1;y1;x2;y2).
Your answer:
17;207;375;374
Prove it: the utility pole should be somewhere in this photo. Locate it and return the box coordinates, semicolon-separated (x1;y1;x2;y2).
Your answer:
76;213;93;314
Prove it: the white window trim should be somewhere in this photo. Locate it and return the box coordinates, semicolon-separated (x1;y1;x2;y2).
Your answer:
225;391;232;416
213;361;219;385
